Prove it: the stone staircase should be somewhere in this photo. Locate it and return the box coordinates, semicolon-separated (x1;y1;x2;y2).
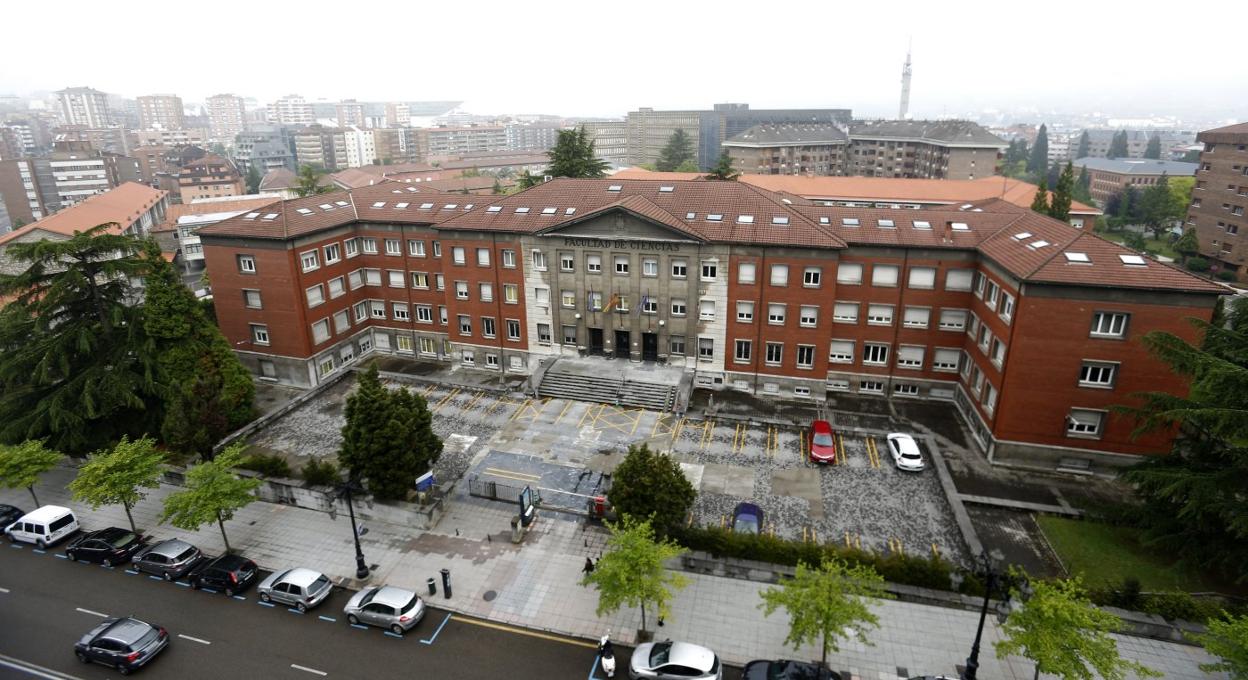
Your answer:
538;366;676;411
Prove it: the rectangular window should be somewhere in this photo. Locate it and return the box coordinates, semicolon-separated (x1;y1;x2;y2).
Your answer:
532;250;547;270
695;300;714;321
837;263;863;285
1067;409;1104;437
561;253;574;271
345;239;359;258
770;264;789;286
588;292;603;311
903;307;930;329
239;255;257;273
305;284;324;307
803;267;822;287
643;258;658;277
990;338;1006;366
300;250;319;272
385;239;401;256
486;354;499;369
432;241;441;257
477;248;490;266
828;340;854;363
502;249;516;268
982;383;998;414
324;243;341;264
370;300;386;318
933;348;960;371
364;269;381;286
562;325;577;344
1079;361;1117;387
737;301;754;321
250;323;269;345
977;325;991;352
698;337;714;359
537;323;552;344
862;343;889;365
701;260;718;280
670;335;685;355
1000;294;1015;323
671;299;686;316
671;260;687;278
458;315;472;335
479;283;493;302
397;336;413;353
871;264;899;287
362;238;378;254
415;305;432;323
833;302;858;323
462;350;474;365
614;255;629;275
799;305;818;327
908;266;936;289
867;304;893;325
642;297;657;314
768;303;786;324
897;345;924;369
587;254;602;273
946;268;973;291
243;289;262;309
796;344;815;369
506;319;521;340
503;284;518;304
311;319;330;344
439;306;448;325
328;277;345;298
985;281;1000;310
410;272;429;289
435;274;445;290
419;337;436;355
452;246;466;264
562;290;576;308
860;380;884;394
974;272;987;298
392;303;409;321
734;339;752;362
765;342;783;365
353;301;367;322
388;270;405;288
1091;312;1129;338
455;281;469;300
616;295;630;313
738;262;756;284
482;317;496;338
408;239;425;257
939;308;968;331
318;357;335;377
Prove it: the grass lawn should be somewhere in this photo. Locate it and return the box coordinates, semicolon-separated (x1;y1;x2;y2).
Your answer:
1097;231;1181;260
1035;515;1219;592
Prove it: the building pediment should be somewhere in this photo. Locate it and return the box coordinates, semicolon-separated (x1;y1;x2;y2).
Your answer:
536;201;703;244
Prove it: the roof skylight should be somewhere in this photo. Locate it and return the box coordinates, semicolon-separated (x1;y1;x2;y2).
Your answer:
261;213;278;221
335;201;348;207
842;218;860;226
443;204;458;210
819;217;830;225
707;214;723;222
659;186;674;193
395;202;409;209
419;203;434;210
772;216;789;225
913;220;931;230
737;215;755;224
1028;240;1051;249
486;206;502;213
296;208;312;215
1119;254;1147;266
1064;252;1090;263
1012;232;1033;241
317;204;332;211
607;185;622;192
878;219;895;228
244;212;260;219
515;207;530;214
951;222;970;231
686;212;696;220
565;208;576;215
372;202;386;208
541;207;557;214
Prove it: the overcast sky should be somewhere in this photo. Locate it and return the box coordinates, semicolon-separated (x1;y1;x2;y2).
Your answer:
5;0;1246;123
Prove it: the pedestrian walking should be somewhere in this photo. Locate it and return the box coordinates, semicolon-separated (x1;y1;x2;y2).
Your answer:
583;557;595;575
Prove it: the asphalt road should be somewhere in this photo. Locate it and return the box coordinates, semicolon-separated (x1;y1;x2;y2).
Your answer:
0;538;742;680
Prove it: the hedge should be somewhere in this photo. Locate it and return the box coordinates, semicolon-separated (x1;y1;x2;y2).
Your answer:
237;453;292;478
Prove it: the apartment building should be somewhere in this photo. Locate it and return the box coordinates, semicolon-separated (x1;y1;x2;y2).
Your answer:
1185;122;1248;281
176;154;244;203
233;126;294;176
505;123;563;152
723;123;849;176
419;126;509;157
0;158;56;223
200;178;1222;470
207;94;248;143
55;125;133;155
294;125;348;170
137;94;185;130
133;128;209;148
56;87;111;127
271;95;314;127
846;121;1006;180
1071;157;1198;205
580;121;628;168
47;141;140;207
384;103;411;128
336;100;365;128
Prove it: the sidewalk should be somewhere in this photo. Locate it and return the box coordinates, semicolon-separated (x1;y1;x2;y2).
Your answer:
1;466;1223;679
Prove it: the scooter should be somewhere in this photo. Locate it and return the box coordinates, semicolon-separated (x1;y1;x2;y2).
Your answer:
598;632;615;678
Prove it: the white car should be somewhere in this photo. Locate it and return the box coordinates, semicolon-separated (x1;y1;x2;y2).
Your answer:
630;640;722;680
886;433;925;472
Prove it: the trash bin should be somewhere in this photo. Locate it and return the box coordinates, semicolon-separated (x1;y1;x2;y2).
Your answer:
427;577;436;596
440;568;452;599
592;496;607;517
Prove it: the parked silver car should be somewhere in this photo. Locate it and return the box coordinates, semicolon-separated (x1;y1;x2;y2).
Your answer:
131;539;203;581
630;640;722;680
256;567;333;612
343;585;426;635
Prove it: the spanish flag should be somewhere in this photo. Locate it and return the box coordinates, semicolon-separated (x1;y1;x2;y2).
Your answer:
602;293;621;313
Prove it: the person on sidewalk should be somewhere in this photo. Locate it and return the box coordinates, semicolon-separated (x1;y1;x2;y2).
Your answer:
583;557;595;577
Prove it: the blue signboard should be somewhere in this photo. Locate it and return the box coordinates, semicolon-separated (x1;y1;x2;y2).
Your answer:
415;471;435;492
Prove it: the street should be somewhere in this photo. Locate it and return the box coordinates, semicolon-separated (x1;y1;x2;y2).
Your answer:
1;540;741;680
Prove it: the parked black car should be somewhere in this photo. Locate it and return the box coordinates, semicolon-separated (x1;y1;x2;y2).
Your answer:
66;528;146;567
0;504;23;531
744;660;841;680
74;616;169;675
188;553;259;596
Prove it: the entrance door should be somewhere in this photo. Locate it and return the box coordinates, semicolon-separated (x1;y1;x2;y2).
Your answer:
614;330;630;359
589;328;604;355
642;333;659;362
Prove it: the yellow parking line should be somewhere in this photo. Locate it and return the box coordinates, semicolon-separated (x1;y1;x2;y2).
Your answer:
509;398;532;421
483;467;541;483
731;423;745;455
578;403;600;427
671;417;686;448
456;616;596;649
720;514;727;530
651;413;669;438
464;391;485;411
628;409;642;436
836;433;845;465
422;384;438;396
554;400;573;424
931;543;941;559
433;387;461;412
866;437;881;469
699;420;714;450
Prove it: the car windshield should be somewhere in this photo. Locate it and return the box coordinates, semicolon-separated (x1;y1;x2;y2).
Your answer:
399;595;419;614
902;451;921;459
359;588;378;607
812;432;834;447
108;532;136;548
649;642;672;666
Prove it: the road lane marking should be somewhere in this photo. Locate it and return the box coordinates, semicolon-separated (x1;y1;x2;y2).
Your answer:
9;544;22;549
419;613;452;645
288;607;305;614
0;653;85;680
482;467;540;483
318;615;336;622
177;634;211;645
291;664;328;676
0;587;9;594
75;607;108;618
175;581;190;587
455;616;596;648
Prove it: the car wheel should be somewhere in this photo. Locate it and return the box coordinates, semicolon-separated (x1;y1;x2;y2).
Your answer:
190;579;200;590
35;539;45;550
260;592;271;603
224;587;235;597
75;651;88;663
103;557;113;568
347;614;360;626
390;624;404;635
117;663;131;675
163;571;173;581
66;550;76;561
296;602;307;613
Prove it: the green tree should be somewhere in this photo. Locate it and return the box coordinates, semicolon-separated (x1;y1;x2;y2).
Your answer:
1144;133;1162;160
12;218;25;229
656;129;695;172
1075;130;1090;159
1049;161;1075;221
581;516;688;635
546;126;608;179
704;149;740;181
674;159;700;173
1026;124;1049;178
607;443;696;534
160;443;260;554
1030;179;1050;214
245;163;261;194
69;436;165;533
1174;227;1200;262
514;170;542;191
338;363;441;501
759;558;889;669
1120;184;1141;222
294;164;332;197
1168;176;1195;218
995;578;1159;680
1073;167;1093;204
491;178;504;194
1195;611;1248;678
0;439;63;506
0;226;161;454
1107;130;1129;159
1140;173;1177;240
1181;149;1201;163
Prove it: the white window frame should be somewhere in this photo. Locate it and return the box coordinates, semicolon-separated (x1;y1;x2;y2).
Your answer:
803;267;822;287
867;304;894;326
768;303;786;325
828;340;854;364
903;306;930;329
250;323;269;345
1067;409;1105;438
908;266;936;289
1078;361;1117;388
736;301;755;322
1091;312;1129;338
324;243;341;264
305;284;324;308
799;305;818;328
796;344;815;369
862;343;889;366
700;260;718;281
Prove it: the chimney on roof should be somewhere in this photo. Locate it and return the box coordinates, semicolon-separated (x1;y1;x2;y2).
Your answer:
943;221;953;243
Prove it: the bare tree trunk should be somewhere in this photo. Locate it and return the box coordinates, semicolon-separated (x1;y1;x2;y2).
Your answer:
1033;665;1040;680
821;631;828;668
640;601;647;633
123;501;137;534
216;512;231;554
27;485;39;507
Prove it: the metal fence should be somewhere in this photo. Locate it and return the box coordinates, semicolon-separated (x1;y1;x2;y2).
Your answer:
466;475;600;515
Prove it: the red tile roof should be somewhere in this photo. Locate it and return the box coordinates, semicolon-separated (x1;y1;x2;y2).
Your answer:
0;183;167;246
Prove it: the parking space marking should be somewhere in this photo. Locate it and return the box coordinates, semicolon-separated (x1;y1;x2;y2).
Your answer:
419;612;452;645
487;395;518;416
463;391;485;411
578;402;601;427
178;634;211;645
698;419;714;450
421;383;438;397
887;537;904;555
590;405;642;434
731;422;746;455
483;467;541;484
432;387;462;413
319;615;336;623
671;417;686;449
291;664;328;676
843;531;863;550
54;553;67;560
554;400;575;424
75;607;108;618
797;429;808;462
931;543;941;559
801;526;819;544
0;587;9;594
650;412;673;438
765;426;780;459
510;397;551;423
865;436;882;469
508;397;533;421
455;615;596;649
836;433;846;465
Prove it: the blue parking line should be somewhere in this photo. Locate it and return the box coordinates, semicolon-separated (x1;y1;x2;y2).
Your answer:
77;560;91;565
419;613;452;645
54;554;68;560
384;631;404;639
124;569;138;575
175;582;190;587
258;601;275;608
32;549;45;555
9;544;22;549
202;588;217;594
287;608;304;615
318;616;336;623
232;595;245;601
148;575;163;581
350;624;368;630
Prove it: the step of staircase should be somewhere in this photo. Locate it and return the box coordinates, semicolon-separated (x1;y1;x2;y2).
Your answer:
539;369;676;411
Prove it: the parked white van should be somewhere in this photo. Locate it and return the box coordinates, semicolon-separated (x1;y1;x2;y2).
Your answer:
5;505;80;549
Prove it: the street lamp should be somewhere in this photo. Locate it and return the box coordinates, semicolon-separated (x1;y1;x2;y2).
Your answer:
336;477;370;580
961;548;1008;680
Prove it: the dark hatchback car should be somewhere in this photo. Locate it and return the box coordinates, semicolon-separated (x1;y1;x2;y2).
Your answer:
189;554;259;596
744;660;841;680
732;502;764;535
75;616;169;675
0;504;22;531
66;528;146;567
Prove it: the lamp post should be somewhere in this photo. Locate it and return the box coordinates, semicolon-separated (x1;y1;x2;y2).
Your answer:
962;549;1006;680
337;477;370;580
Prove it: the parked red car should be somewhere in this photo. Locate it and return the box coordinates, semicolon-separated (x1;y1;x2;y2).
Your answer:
809;420;837;464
